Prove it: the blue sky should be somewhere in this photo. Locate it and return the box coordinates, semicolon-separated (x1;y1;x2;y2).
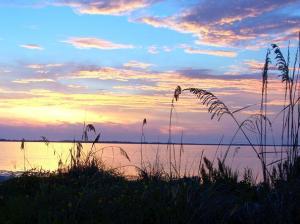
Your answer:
0;0;299;143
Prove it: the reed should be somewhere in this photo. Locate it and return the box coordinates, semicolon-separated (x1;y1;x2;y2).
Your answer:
20;138;25;171
140;118;147;169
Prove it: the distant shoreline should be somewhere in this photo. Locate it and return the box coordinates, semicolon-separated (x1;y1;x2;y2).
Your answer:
0;139;296;147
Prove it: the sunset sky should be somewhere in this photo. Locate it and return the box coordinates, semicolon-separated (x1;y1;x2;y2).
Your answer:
0;0;299;143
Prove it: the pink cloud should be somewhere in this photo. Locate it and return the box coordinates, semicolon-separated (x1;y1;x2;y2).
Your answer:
182;46;237;57
63;37;134;50
56;0;158;15
20;44;44;50
123;60;154;69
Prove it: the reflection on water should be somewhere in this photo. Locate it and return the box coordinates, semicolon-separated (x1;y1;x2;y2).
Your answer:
0;142;281;178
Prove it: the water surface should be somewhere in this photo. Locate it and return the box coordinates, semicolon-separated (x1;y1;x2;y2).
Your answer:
0;141;281;179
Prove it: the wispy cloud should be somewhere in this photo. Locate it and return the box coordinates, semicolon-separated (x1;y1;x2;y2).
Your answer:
148;45;158;54
55;0;158;15
27;64;63;69
66;67;156;81
162;46;172;52
225;59;279;75
63;37;134;50
20;44;44;50
123;60;153;69
67;84;86;89
182;45;237;57
61;64;283;97
12;78;55;84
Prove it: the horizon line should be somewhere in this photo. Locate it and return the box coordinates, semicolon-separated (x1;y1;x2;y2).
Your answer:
0;139;297;147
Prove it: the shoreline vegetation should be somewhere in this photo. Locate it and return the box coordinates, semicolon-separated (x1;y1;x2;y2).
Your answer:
0;159;300;223
1;36;300;223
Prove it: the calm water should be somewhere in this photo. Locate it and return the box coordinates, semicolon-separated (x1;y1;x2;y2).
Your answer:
0;142;281;179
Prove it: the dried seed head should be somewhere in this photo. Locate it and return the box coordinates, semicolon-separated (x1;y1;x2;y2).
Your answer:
174;86;182;101
20;138;25;150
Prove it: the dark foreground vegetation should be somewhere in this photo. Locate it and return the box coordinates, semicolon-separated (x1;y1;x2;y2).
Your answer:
0;158;300;224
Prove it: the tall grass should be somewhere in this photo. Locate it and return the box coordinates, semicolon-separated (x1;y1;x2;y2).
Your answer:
140;118;147;169
170;32;300;184
20;138;25;171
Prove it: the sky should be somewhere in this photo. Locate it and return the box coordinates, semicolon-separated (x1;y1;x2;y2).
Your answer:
0;0;299;143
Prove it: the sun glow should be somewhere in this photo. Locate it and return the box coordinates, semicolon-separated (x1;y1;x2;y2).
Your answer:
0;106;109;125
